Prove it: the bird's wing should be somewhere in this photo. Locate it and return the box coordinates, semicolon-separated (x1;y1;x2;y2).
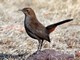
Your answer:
28;21;50;42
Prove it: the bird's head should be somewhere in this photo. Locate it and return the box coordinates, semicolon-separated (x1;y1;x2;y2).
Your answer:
19;8;36;17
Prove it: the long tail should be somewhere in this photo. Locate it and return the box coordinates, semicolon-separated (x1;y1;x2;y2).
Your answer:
46;19;73;34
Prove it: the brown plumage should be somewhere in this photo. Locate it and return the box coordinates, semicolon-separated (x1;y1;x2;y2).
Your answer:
20;7;73;51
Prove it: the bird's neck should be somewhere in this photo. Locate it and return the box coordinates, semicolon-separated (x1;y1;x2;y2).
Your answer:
25;14;37;21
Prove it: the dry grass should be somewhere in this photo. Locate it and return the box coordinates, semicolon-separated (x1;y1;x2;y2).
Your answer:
0;0;80;60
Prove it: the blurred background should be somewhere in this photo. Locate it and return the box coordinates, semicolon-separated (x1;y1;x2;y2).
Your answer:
0;0;80;58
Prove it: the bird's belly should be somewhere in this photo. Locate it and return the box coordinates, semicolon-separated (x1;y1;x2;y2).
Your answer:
26;30;40;40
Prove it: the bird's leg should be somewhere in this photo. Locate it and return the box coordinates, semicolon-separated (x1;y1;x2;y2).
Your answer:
38;40;41;51
40;40;44;49
40;40;43;50
37;40;43;51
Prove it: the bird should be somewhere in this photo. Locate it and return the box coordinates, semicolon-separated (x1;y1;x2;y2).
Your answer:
19;7;73;51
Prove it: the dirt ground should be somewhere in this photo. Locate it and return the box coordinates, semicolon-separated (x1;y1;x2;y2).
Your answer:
0;0;80;60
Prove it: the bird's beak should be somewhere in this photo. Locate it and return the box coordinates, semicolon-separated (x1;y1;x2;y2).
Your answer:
18;9;22;11
14;9;22;12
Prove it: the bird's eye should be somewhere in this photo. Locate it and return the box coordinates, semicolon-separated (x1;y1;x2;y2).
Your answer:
26;9;30;14
26;9;30;12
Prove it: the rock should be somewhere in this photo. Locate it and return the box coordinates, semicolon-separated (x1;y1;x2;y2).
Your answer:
27;49;74;60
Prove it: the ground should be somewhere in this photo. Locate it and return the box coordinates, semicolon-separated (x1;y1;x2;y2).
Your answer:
0;0;80;60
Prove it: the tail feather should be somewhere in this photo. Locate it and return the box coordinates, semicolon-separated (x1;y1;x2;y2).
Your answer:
46;19;73;34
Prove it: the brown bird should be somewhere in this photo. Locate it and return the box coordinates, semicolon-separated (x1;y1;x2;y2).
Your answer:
19;7;73;51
